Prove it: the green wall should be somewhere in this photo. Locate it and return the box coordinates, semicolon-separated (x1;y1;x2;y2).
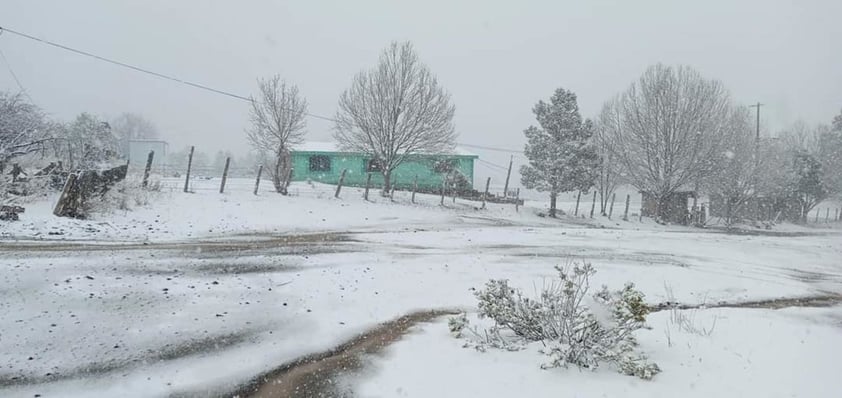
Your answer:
290;150;476;190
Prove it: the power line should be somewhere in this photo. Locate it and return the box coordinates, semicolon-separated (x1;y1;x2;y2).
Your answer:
0;45;33;102
0;25;339;122
476;158;509;171
0;24;524;156
457;142;524;155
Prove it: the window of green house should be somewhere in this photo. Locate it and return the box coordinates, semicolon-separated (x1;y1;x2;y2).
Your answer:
309;155;331;172
365;159;382;172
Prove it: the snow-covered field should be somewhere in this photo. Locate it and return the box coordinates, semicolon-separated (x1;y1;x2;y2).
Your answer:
1;178;841;397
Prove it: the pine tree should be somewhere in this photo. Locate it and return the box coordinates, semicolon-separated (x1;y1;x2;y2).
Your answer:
520;88;599;217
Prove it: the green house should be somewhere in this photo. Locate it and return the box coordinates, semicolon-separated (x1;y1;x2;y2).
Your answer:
290;142;478;190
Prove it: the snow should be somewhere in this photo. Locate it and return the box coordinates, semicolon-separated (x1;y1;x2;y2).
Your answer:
1;178;841;397
356;307;842;398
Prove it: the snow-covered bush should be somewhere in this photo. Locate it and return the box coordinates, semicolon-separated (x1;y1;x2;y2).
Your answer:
86;176;161;215
451;262;660;380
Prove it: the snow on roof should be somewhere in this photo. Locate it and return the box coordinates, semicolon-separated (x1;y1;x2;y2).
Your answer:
293;141;477;157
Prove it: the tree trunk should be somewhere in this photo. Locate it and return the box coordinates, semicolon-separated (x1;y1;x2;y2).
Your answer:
549;192;558;218
272;154;284;194
273;147;292;195
381;170;392;196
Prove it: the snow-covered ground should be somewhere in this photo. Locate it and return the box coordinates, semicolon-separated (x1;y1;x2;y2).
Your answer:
1;178;840;397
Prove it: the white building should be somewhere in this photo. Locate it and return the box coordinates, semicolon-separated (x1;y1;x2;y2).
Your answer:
127;139;168;173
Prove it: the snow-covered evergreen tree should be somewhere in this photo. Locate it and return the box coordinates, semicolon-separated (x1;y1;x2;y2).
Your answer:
520;88;599;217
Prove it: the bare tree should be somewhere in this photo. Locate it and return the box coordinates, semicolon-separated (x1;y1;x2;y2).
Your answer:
246;75;308;195
0;92;51;173
608;64;737;220
334;41;456;194
111;112;159;157
702;108;762;225
594;97;624;215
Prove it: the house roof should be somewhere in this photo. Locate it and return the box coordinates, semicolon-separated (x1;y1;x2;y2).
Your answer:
292;141;477;157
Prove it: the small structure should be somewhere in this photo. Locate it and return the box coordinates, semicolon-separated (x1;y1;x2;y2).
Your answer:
127;139;168;173
290;142;478;191
640;191;696;224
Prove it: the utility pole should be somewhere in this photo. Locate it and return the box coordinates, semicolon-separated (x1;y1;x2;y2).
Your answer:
503;155;513;197
749;103;763;162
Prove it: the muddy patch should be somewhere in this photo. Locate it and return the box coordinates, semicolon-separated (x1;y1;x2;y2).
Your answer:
650;294;842;312
0;331;255;387
233;309;458;398
0;232;356;253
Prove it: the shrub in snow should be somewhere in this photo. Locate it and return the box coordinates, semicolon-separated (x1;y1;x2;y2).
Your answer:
451;262;660;380
86;176;161;215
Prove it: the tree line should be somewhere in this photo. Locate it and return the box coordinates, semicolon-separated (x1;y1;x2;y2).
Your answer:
520;64;842;224
0;91;158;176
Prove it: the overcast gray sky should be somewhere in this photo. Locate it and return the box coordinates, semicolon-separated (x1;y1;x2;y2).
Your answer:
2;0;841;184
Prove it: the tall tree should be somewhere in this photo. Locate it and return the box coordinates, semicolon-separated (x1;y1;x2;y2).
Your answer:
608;64;737;220
790;151;827;222
111;112;158;157
594;97;625;215
520;88;599;217
334;41;456;194
57;113;120;170
0;92;51;173
702;108;763;224
246;75;307;195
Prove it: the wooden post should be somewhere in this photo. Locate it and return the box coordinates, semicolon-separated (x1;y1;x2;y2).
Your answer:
590;190;597;218
219;157;231;193
825;208;830;222
574;191;582;216
364;172;372;200
253;165;263;195
623;194;630;221
503;155;513;197
53;173;78;216
183;146;194;193
608;193;616;220
335;169;347;198
836;208;840;222
815;209;819;223
515;188;520;212
411;175;418;204
142;150;154;188
481;177;491;209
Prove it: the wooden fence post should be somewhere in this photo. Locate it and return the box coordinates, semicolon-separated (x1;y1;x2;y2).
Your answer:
411;175;418;204
183;145;194;193
335;169;347;198
608;193;616;220
515;188;520;212
253;165;263;195
836;208;840;222
590;190;597;218
364;172;372;200
825;208;830;222
574;191;582;216
623;194;630;221
481;177;491;209
219;157;231;193
142;150;154;188
815;209;819;223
